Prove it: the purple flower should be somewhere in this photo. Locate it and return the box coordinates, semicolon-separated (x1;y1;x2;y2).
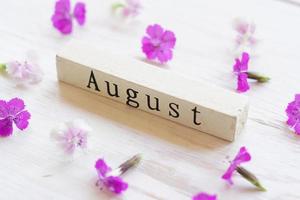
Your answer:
51;119;90;155
286;94;300;135
0;98;31;137
51;0;86;34
234;19;256;47
95;158;128;194
142;24;176;64
193;193;217;200
222;146;251;185
233;52;250;93
5;61;43;85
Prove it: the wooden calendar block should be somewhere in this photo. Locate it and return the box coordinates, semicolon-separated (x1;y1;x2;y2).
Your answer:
56;41;249;141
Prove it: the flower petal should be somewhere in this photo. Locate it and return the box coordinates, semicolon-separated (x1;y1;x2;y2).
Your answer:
237;72;250;93
0;118;13;137
221;163;236;185
95;159;111;177
233;58;241;72
7;98;25;116
161;30;176;48
234;146;251;164
157;49;173;63
240;52;249;69
13;111;31;130
51;15;73;34
104;176;128;194
0;100;8;118
222;146;251;185
193;192;217;200
54;0;71;14
146;24;163;38
73;2;86;25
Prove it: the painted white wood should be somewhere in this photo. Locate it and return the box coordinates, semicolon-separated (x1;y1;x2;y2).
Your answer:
57;41;249;141
0;0;300;199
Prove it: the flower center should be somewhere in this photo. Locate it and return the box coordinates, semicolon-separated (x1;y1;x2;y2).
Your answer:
151;38;161;48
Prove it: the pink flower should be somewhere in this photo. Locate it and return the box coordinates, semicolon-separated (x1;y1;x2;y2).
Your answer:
234;19;256;47
122;0;141;17
95;158;128;194
237;73;249;93
51;119;90;155
0;98;31;137
286;94;300;135
222;146;251;185
51;0;86;34
192;193;217;200
5;61;43;85
142;24;176;64
233;52;250;93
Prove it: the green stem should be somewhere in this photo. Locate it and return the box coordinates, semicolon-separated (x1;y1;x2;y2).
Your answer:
246;71;270;83
112;3;125;11
0;63;6;71
236;166;267;191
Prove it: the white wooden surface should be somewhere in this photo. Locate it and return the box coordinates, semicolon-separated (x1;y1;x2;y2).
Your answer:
0;0;299;199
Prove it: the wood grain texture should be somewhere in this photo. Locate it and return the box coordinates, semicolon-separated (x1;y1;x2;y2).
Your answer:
0;0;299;199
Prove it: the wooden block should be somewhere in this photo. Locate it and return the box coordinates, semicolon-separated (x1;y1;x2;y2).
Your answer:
56;41;249;141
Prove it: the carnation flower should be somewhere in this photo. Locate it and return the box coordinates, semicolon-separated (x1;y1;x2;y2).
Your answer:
233;52;250;93
141;24;176;64
51;0;86;34
286;94;300;135
51;119;90;155
112;0;141;18
233;52;269;93
5;60;43;86
95;154;141;195
234;19;256;47
0;98;31;137
222;146;266;191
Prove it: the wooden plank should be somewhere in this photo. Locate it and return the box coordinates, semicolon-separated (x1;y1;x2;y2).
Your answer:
56;41;249;141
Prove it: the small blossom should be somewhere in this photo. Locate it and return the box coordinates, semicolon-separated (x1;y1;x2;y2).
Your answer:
95;159;128;194
51;119;90;155
122;0;141;17
233;52;250;93
234;19;256;47
5;61;43;85
222;146;251;185
51;0;86;34
192;192;217;200
142;24;176;64
95;154;141;195
0;98;31;137
222;146;266;191
112;0;141;18
233;52;270;92
286;94;300;135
